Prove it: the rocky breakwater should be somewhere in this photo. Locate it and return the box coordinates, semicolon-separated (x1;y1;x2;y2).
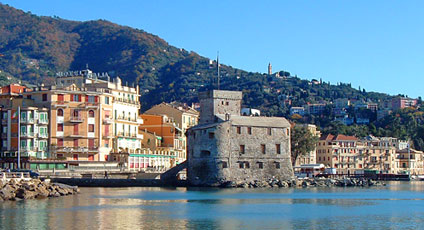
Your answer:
220;177;386;188
0;179;79;201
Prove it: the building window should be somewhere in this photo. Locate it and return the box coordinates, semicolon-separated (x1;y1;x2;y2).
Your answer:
89;124;95;133
73;110;79;118
257;162;264;169
276;144;281;154
245;161;250;168
89;110;95;118
73;154;78;161
226;101;229;106
72;94;80;102
201;150;211;157
275;162;281;169
222;161;228;168
57;139;63;147
58;94;64;101
261;144;266;154
240;145;245;154
267;128;272;135
42;94;47;101
105;97;110;104
88;155;94;161
237;127;241;134
57;109;63;117
239;162;244;168
73;139;78;147
248;127;252;135
208;132;214;139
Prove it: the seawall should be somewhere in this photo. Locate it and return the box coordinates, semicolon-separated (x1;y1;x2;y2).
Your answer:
52;178;188;187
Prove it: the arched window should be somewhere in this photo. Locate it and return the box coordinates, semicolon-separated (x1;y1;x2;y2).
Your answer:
89;110;95;118
57;109;63;117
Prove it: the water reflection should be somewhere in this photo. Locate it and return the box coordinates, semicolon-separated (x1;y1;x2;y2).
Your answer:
1;182;424;229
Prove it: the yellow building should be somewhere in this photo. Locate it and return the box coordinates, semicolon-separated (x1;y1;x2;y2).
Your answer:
294;124;320;166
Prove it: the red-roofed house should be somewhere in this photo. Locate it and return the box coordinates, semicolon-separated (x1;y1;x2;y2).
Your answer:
316;133;364;174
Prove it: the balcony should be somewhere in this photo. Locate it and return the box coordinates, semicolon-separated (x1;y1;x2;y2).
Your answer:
69;133;83;138
20;118;35;124
70;116;84;123
53;146;89;153
84;102;99;108
38;119;49;125
88;146;99;152
20;132;35;138
103;133;113;139
38;133;49;139
116;116;138;123
103;117;113;124
52;101;69;108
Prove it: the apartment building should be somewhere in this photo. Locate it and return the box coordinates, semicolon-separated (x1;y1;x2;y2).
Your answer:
20;69;143;165
316;134;363;174
144;102;199;162
294;124;320;166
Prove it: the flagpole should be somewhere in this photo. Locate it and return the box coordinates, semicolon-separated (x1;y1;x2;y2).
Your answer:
17;106;20;169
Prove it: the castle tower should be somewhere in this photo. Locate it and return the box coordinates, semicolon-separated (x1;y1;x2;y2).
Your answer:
198;90;242;124
268;63;272;75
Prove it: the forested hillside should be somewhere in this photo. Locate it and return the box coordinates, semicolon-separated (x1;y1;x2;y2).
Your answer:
1;3;424;149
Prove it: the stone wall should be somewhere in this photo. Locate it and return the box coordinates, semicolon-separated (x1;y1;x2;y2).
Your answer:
188;121;293;186
199;90;242;124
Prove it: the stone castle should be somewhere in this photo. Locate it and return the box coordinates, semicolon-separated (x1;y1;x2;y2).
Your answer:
187;90;293;186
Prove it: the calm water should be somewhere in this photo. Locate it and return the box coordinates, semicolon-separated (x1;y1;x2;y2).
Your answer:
1;182;424;230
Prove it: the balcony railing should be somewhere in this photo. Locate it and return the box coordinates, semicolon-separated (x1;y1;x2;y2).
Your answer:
38;119;49;124
52;101;69;108
116;116;138;122
85;102;99;108
70;116;84;123
20;132;35;138
103;117;113;124
20;118;35;124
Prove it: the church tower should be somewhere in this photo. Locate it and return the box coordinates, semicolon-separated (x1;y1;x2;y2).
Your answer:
268;63;272;75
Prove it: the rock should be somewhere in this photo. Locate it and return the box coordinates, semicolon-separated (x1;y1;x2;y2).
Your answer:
15;188;37;199
0;184;16;200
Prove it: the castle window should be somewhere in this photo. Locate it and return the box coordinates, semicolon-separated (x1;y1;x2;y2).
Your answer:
245;161;250;168
201;150;211;157
261;144;266;154
267;128;272;135
276;144;281;154
208;132;214;139
240;145;245;154
237;127;241;134
257;162;264;169
226;102;229;106
239;162;244;168
247;127;252;135
275;162;281;169
222;161;228;168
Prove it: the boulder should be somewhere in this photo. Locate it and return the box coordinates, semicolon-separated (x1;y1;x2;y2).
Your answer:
15;188;37;199
0;184;16;200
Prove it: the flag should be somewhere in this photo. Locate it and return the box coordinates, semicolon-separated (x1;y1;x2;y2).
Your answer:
11;111;18;119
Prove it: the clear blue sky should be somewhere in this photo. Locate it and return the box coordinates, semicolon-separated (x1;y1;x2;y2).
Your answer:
2;0;423;98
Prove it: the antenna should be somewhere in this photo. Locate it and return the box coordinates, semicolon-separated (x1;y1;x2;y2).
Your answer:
217;51;220;90
86;63;89;70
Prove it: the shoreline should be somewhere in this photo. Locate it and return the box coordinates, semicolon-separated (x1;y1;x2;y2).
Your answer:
51;177;387;188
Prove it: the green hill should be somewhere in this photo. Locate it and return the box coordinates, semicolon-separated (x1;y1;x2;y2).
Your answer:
2;3;424;149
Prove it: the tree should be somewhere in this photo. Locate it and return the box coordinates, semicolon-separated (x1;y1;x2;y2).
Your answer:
290;126;319;166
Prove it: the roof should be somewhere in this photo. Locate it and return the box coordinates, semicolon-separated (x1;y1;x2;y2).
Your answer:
216;114;290;128
320;134;358;141
396;148;423;154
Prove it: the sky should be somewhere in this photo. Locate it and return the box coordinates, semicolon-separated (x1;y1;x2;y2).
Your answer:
2;0;424;98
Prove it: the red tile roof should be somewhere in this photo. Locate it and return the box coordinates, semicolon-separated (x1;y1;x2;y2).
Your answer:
320;134;357;141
